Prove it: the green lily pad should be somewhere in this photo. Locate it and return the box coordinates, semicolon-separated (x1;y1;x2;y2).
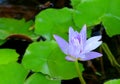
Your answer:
0;18;36;42
35;7;75;40
104;79;120;84
0;49;19;64
25;73;60;84
73;0;120;37
0;62;28;84
73;0;107;28
22;40;84;79
102;0;120;37
102;14;120;37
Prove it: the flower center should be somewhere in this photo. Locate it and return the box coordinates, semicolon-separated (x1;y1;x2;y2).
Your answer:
73;38;80;47
69;36;82;57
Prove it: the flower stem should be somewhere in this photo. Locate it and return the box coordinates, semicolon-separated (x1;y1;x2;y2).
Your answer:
101;43;120;67
75;60;86;84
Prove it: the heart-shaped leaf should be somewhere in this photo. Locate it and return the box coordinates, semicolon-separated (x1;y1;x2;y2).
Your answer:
22;41;84;79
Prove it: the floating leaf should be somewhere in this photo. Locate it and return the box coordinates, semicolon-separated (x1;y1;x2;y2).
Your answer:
0;62;28;84
102;14;120;37
35;7;75;40
0;18;36;42
25;73;60;84
73;0;107;28
22;41;84;79
22;41;56;75
0;49;19;64
104;79;120;84
102;0;120;37
73;0;120;37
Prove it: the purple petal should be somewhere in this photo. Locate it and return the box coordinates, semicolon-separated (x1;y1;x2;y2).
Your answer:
80;51;102;61
69;27;74;42
84;36;102;53
87;36;102;43
79;24;87;43
65;56;76;61
69;27;79;43
68;43;81;58
53;35;68;54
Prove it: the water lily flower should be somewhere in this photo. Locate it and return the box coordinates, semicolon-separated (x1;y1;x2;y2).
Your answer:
53;25;102;61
